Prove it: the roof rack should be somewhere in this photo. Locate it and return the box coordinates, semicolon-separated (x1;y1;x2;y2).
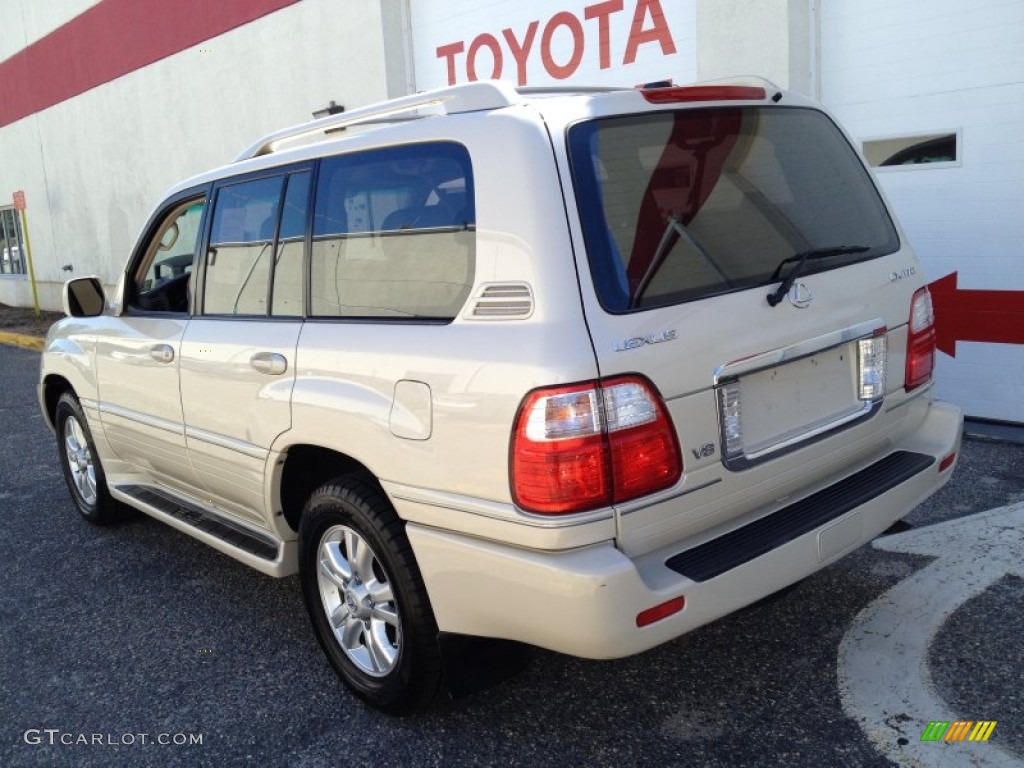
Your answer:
233;80;522;163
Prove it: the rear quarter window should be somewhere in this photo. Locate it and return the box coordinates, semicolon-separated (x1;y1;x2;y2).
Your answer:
311;142;475;321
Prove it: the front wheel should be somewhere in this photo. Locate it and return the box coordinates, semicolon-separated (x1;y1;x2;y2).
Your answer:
299;476;444;713
54;392;126;526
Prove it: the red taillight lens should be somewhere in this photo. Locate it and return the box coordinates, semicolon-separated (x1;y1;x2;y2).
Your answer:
511;376;682;515
906;287;936;392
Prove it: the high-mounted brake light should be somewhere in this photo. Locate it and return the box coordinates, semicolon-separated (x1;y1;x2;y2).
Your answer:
905;287;936;392
511;376;682;515
640;85;767;104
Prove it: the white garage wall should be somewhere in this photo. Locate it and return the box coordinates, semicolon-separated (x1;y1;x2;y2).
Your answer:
820;0;1024;422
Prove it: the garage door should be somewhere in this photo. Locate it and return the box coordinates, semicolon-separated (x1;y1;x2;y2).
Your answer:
820;0;1024;422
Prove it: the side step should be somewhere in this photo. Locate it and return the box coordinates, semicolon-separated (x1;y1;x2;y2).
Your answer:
117;485;280;561
665;451;935;583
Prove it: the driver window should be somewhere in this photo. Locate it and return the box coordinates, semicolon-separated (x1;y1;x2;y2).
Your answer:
131;197;206;312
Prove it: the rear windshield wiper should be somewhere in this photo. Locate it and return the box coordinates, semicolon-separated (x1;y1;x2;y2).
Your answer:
633;215;727;307
766;245;870;307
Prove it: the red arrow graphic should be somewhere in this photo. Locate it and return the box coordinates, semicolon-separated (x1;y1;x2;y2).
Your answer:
929;271;1024;357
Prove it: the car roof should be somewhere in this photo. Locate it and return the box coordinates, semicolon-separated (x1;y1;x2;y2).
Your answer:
163;76;809;199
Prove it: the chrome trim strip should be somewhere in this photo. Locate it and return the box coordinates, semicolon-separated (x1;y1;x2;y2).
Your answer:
713;319;885;384
617;478;723;516
98;401;184;436
385;482;615;529
744;401;876;461
718;401;882;472
184;426;267;460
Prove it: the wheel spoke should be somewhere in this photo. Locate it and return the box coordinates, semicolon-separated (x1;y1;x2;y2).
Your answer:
320;541;352;587
351;535;375;584
367;579;393;605
328;603;348;630
366;624;398;672
341;615;363;649
371;603;399;627
76;470;89;497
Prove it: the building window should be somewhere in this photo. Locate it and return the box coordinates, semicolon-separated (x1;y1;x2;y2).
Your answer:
862;132;960;169
0;207;27;275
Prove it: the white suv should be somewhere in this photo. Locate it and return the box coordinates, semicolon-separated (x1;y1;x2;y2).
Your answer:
39;78;962;712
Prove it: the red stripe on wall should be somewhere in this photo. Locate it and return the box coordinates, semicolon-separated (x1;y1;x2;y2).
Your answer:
0;0;301;129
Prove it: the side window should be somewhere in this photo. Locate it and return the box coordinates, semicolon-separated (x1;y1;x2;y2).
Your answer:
271;172;310;316
131;197;206;313
311;142;475;320
204;176;284;315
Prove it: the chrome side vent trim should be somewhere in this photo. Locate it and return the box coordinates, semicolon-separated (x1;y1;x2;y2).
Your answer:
465;282;534;320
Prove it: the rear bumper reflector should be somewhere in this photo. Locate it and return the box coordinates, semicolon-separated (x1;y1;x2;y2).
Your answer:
665;451;935;582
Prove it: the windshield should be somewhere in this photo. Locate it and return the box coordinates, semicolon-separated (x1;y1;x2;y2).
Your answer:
568;106;900;312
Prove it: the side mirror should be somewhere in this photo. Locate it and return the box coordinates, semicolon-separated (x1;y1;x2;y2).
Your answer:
62;276;106;318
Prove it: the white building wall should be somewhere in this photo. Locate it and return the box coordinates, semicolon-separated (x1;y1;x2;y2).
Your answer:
0;0;100;61
820;0;1024;421
0;0;399;310
410;0;697;90
696;0;813;94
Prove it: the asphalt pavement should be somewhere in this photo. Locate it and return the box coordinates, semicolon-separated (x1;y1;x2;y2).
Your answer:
1;343;1021;767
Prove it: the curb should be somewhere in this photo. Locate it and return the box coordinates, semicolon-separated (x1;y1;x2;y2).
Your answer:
0;330;45;351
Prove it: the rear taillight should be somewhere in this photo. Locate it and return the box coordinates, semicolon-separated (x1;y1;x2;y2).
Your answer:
511;375;682;515
905;287;936;392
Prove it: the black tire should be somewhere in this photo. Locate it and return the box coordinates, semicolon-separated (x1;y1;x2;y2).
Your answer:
299;475;444;714
54;392;126;526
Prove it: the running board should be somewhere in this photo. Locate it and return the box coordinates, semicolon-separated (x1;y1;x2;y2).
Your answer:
116;484;280;561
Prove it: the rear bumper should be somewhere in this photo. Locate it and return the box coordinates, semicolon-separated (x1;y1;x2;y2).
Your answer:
407;400;962;659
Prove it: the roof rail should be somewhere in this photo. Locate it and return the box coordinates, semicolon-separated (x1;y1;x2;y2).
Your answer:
233;81;522;163
516;85;630;95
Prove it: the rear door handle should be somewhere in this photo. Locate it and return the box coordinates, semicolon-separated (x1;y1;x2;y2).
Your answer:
250;352;287;375
149;344;175;364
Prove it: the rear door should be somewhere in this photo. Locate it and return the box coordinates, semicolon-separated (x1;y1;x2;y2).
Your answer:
179;167;310;527
557;91;925;554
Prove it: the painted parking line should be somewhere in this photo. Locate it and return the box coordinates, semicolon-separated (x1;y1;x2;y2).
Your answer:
838;503;1024;767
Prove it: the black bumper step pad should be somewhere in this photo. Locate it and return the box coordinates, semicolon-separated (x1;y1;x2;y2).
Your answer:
665;451;935;583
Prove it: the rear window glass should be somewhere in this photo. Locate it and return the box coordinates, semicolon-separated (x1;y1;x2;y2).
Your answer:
568;107;899;313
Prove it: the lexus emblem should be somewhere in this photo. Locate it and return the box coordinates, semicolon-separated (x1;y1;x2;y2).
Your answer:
788;282;813;309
